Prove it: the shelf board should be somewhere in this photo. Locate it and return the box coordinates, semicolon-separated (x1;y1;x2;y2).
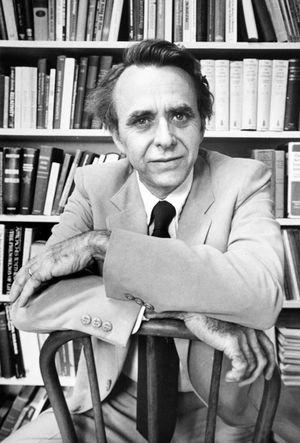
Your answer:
0;375;75;386
283;300;300;308
277;218;300;226
0;215;59;223
0;129;299;140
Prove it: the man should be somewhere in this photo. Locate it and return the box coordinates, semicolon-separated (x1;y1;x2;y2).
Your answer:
6;40;285;442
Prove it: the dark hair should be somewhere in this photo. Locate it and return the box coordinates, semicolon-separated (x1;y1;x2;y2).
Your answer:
87;39;214;132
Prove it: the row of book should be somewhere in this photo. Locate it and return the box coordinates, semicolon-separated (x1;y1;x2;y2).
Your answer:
0;54;114;130
251;143;300;219
0;146;121;217
201;58;300;132
282;228;300;302
0;0;126;42
0;386;49;441
277;327;300;386
1;0;300;43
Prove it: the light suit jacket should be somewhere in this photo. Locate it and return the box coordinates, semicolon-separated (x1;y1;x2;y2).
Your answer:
12;148;284;427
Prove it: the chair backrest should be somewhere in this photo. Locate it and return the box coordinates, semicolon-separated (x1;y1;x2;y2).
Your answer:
39;319;281;443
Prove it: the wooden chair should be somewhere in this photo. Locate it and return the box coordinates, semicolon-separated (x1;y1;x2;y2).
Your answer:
39;319;281;443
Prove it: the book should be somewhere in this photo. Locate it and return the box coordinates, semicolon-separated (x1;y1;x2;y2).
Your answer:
0;386;36;439
76;0;88;40
0;304;14;378
53;55;66;129
14;66;37;129
225;0;237;42
0;0;7;39
196;0;208;41
60;57;76;129
207;0;215;41
282;229;300;300
93;0;107;40
69;0;78;40
85;0;97;40
13;387;48;430
4;303;25;379
37;58;47;129
32;0;48;40
241;58;258;130
1;0;18;40
51;152;74;215
81;55;99;129
256;59;272;131
3;147;22;215
21;227;33;265
200;59;215;130
0;74;5;128
156;0;166;40
24;0;34;40
3;75;9;129
214;0;225;41
265;0;288;42
19;147;39;215
43;161;62;215
12;225;24;281
251;149;276;207
91;54;113;128
0;224;5;293
252;0;276;42
3;226;16;295
238;0;259;42
108;0;124;40
147;0;157;39
46;68;56;129
47;0;55;40
18;330;42;380
32;146;64;215
274;149;286;218
229;60;243;130
269;59;289;131
101;0;114;40
214;59;229;131
57;148;83;214
284;59;300;131
287;142;300;218
8;66;15;129
73;57;88;129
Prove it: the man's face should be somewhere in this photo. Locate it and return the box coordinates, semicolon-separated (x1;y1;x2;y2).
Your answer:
112;65;204;199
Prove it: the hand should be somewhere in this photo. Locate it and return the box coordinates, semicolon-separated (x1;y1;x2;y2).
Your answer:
145;311;275;386
10;230;110;307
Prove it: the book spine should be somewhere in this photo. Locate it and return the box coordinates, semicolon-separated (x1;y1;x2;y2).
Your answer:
225;0;237;42
147;0;157;39
0;74;5;128
241;58;258;130
14;0;26;39
57;149;82;213
32;0;48;40
19;147;39;214
207;0;215;41
274;149;286;218
86;0;97;40
101;0;114;41
1;0;18;39
252;0;276;42
229;60;243;130
51;153;73;215
69;0;78;40
3;147;22;214
73;57;88;129
8;66;15;128
214;0;225;42
3;75;9;128
24;0;34;40
60;57;76;129
200;59;215;130
256;59;272;131
0;0;8;39
0;305;14;378
81;55;99;129
37;58;47;129
269;59;289;131
214;59;230;131
76;0;88;40
265;0;288;41
5;302;25;378
53;55;66;129
287;142;300;218
4;226;15;295
48;0;55;40
93;0;106;40
0;224;5;294
43;162;61;215
284;59;300;131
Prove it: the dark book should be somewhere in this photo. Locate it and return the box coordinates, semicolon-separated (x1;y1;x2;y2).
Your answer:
81;55;99;129
3;226;15;295
19;147;39;214
69;0;78;41
32;146;64;215
51;152;73;215
0;74;5;128
0;386;36;439
284;59;300;131
24;0;34;39
91;54;113;128
8;66;15;129
58;148;82;214
207;0;215;41
196;0;208;41
3;147;22;214
36;58;47;129
79;150;97;167
12;225;24;281
173;0;183;42
0;398;14;427
252;0;276;42
53;55;66;129
14;0;26;39
0;304;14;378
237;0;259;42
0;149;3;214
73;56;88;129
101;0;113;40
0;0;8;39
5;303;25;379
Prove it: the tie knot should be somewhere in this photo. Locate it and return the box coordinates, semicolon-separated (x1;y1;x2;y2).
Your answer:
151;200;176;238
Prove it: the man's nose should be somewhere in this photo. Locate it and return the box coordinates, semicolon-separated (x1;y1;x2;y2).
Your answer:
153;118;176;149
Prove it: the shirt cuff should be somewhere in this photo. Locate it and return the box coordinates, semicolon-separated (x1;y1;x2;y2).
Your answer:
132;306;146;334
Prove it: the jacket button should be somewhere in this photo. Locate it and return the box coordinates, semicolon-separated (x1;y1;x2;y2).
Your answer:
102;321;113;333
91;317;102;328
106;379;112;391
81;314;91;325
144;303;154;311
134;297;144;305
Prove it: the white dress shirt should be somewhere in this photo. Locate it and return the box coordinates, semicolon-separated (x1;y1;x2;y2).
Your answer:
122;170;194;392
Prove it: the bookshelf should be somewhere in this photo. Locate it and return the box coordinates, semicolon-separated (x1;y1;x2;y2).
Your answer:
1;3;300;427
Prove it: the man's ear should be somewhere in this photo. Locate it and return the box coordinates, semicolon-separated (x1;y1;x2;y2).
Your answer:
112;130;126;156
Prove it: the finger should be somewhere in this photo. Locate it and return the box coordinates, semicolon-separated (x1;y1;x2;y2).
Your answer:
17;272;43;307
238;329;267;387
10;263;36;302
257;331;276;380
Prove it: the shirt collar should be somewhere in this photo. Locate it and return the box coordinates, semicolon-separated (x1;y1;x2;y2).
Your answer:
136;169;194;226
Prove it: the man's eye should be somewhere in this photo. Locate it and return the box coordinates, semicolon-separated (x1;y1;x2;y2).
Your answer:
135;117;151;128
172;112;189;123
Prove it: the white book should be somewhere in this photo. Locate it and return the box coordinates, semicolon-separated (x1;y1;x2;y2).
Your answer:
55;0;64;41
241;58;258;130
65;0;72;41
3;76;9;128
14;67;23;129
183;0;192;42
241;0;259;41
256;60;272;131
229;60;243;130
18;330;42;380
287;142;300;218
0;224;5;295
269;59;289;131
18;67;37;129
47;68;56;129
143;0;149;39
1;0;18;39
147;0;157;39
200;59;215;131
43;162;61;215
60;58;76;129
214;59;230;131
164;0;174;42
29;67;38;129
108;0;125;40
225;0;237;42
22;227;33;266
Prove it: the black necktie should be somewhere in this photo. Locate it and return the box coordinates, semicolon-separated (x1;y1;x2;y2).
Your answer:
137;200;179;441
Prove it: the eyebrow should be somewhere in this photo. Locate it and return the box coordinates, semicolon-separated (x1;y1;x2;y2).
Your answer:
126;104;195;126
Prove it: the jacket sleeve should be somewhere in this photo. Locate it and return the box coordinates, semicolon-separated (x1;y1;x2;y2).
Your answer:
103;162;284;330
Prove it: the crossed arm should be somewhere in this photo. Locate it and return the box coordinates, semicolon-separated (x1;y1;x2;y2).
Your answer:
10;230;276;387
